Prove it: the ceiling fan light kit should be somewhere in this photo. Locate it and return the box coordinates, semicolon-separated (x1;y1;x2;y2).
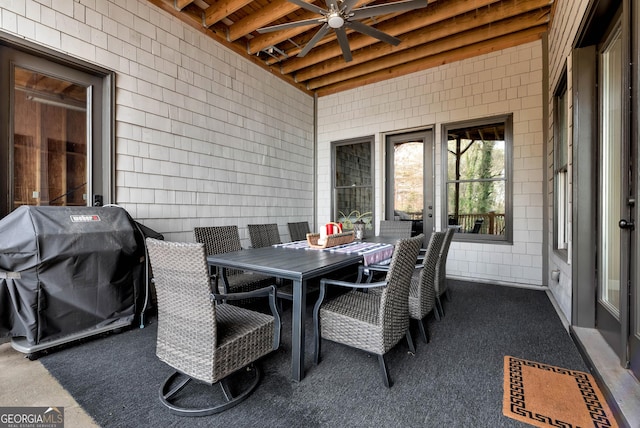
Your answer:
257;0;429;62
328;14;345;29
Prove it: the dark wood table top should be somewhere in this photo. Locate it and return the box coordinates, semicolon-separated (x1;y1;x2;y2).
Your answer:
206;246;363;280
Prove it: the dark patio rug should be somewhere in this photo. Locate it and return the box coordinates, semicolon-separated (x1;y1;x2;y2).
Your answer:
39;281;589;427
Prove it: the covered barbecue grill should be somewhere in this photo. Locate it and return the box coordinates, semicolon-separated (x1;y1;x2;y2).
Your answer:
0;205;148;355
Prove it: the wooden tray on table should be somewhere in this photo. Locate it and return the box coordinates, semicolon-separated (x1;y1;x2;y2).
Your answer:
306;232;355;249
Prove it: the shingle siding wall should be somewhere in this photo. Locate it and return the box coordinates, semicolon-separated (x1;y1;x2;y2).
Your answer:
546;0;592;320
1;0;315;244
317;41;545;287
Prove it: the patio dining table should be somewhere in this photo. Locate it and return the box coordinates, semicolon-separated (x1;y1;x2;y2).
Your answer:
207;240;395;382
207;246;363;382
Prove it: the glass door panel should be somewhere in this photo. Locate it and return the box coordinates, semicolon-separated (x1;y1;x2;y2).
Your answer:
393;141;423;227
597;23;625;355
12;66;88;208
386;130;434;241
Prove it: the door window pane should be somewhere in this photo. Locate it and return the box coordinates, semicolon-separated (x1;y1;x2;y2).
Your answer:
599;26;622;314
393;141;423;222
13;66;88;208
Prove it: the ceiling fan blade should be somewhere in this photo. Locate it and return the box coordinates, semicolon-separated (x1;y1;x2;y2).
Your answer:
299;23;330;57
257;17;323;33
345;20;401;46
334;27;352;62
288;0;329;16
351;0;428;20
325;0;338;10
341;0;360;14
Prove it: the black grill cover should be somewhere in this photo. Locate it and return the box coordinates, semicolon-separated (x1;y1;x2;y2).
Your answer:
0;206;145;345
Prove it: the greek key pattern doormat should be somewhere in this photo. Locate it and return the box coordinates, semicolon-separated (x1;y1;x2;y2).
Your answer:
503;356;618;427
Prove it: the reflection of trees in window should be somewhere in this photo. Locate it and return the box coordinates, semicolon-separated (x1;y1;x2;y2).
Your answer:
447;122;506;236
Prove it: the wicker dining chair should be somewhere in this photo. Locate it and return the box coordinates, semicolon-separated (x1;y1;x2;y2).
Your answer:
145;238;281;416
247;223;282;248
287;221;311;242
247;223;301;310
312;234;423;388
409;231;446;343
194;226;274;296
379;220;413;239
434;227;455;318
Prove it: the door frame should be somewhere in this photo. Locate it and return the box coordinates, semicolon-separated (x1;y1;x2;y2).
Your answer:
0;33;114;218
571;0;634;370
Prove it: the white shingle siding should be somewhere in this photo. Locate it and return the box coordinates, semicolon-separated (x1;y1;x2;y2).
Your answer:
318;41;545;287
2;0;588;291
1;0;315;245
546;0;592;321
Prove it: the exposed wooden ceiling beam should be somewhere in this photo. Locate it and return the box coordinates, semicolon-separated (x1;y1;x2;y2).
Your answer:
278;0;510;73
174;0;194;10
227;0;301;41
316;28;544;96
305;15;548;89
293;0;550;81
145;0;554;96
204;0;254;27
247;0;382;55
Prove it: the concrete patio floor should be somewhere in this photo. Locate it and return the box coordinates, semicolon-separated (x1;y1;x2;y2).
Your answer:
0;340;98;427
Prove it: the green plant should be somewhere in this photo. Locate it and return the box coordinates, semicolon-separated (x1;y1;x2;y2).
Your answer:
338;210;373;230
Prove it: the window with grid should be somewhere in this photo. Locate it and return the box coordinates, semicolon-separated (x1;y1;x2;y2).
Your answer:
442;115;512;242
554;76;569;255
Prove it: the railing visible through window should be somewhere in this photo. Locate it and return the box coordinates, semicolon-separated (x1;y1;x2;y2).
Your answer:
443;115;512;241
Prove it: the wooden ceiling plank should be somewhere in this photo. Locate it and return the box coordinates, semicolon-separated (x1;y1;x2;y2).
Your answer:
305;17;548;89
204;0;254;27
316;30;543;96
295;2;550;81
227;0;304;41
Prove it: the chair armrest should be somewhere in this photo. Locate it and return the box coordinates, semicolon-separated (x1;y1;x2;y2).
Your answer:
320;278;387;291
356;262;391;283
367;264;391;273
211;284;276;302
211;285;281;350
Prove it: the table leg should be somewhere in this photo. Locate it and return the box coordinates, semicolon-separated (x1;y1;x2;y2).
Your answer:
291;278;306;382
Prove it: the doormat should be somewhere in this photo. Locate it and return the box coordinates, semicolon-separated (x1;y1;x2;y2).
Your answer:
503;356;618;427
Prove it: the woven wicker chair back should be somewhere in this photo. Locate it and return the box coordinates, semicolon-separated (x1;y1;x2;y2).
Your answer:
194;225;242;254
195;225;247;278
287;221;311;241
248;223;282;248
378;234;423;348
413;231;445;318
146;238;218;383
435;227;455;296
379;220;413;239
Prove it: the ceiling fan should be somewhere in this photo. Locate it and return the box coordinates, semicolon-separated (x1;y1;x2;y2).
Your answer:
256;0;429;62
